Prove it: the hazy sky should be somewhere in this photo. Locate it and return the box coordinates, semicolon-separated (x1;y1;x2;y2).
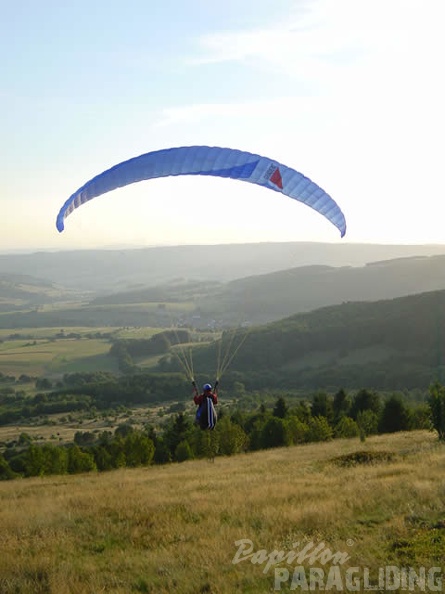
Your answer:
2;0;444;251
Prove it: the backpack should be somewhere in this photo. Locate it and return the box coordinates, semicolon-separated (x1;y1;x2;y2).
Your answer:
196;395;217;430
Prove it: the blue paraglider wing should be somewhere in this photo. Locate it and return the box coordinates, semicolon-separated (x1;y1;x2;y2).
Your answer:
56;146;346;237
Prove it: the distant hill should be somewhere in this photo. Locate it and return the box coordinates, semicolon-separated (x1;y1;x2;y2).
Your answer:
1;242;445;293
86;254;445;327
3;251;445;330
0;273;85;313
196;254;445;324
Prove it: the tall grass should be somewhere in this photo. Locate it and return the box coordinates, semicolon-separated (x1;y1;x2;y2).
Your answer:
0;431;444;593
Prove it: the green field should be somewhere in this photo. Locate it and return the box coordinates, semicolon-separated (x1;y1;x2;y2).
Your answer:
0;326;165;340
0;326;168;378
0;336;115;377
0;298;200;331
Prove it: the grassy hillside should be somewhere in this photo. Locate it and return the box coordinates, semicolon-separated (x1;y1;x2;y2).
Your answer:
0;430;443;593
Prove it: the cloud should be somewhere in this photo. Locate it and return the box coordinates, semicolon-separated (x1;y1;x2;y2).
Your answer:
155;97;326;128
187;0;444;99
189;2;367;70
189;23;352;93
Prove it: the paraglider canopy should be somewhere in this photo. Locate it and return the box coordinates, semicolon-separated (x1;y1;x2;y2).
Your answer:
56;145;346;237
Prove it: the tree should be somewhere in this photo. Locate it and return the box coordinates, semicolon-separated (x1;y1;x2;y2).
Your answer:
92;446;114;471
260;417;290;449
409;404;431;430
106;436;126;468
216;417;248;455
307;416;333;442
286;417;309;444
378;395;410;433
18;432;32;446
23;445;45;477
333;389;351;422
67;445;97;474
273;397;288;419
350;389;381;420
175;440;194;462
0;453;18;480
114;423;134;438
124;431;155;466
293;401;312;424
193;428;219;460
164;413;193;460
41;444;68;475
35;377;52;390
334;416;359;438
356;409;379;439
247;416;268;451
153;438;172;464
311;392;334;425
428;382;445;440
74;431;96;446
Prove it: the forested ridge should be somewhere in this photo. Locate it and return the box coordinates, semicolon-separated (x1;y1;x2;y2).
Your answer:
150;289;445;390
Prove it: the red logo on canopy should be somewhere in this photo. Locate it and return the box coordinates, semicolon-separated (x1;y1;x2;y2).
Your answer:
269;167;283;189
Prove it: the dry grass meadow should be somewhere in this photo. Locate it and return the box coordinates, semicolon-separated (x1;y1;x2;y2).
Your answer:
1;430;444;593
